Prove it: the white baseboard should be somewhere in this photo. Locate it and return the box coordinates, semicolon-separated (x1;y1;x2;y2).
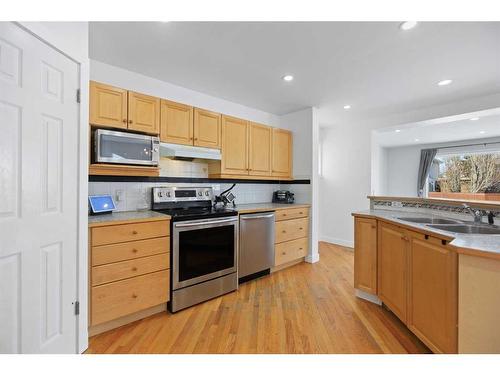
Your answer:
319;235;354;249
355;289;382;305
305;253;320;263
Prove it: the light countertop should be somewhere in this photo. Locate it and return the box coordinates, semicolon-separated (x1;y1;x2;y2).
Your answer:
88;210;170;227
234;203;310;214
353;209;500;260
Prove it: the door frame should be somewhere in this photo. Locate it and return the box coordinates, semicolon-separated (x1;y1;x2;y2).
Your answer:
15;22;90;353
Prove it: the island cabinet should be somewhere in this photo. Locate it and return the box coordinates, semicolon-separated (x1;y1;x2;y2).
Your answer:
407;230;457;354
89;217;170;336
377;221;409;324
90;81;160;135
353;217;377;295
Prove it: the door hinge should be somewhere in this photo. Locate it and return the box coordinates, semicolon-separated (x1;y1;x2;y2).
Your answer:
74;301;80;315
76;89;81;103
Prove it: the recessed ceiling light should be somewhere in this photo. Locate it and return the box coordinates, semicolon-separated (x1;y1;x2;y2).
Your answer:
400;21;418;31
343;105;351;110
480;130;486;134
282;75;294;82
414;138;420;142
395;129;401;133
470;117;480;121
437;79;453;86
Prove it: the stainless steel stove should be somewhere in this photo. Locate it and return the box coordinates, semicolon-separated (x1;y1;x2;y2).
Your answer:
152;186;238;312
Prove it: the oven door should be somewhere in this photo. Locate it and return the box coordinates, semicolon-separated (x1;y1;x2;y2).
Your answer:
95;129;159;166
172;216;238;290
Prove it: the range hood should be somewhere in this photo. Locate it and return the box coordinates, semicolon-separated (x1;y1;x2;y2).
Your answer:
159;142;222;161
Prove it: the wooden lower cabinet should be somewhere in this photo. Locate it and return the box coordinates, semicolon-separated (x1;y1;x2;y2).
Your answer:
407;231;457;353
274;208;310;267
354;215;458;353
89;218;171;332
378;221;408;324
354;217;377;294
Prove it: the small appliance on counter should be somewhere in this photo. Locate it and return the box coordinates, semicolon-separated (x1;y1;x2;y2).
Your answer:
213;183;237;208
272;190;295;204
88;194;116;215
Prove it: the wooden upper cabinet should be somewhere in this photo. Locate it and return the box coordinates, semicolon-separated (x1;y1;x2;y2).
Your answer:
354;217;377;295
271;128;292;178
221;115;249;175
194;108;221;149
378;222;408;324
248;122;272;176
128;91;160;134
90;81;128;129
160;99;194;145
408;231;457;353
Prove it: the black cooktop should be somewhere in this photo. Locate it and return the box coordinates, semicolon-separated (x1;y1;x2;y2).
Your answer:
154;205;238;222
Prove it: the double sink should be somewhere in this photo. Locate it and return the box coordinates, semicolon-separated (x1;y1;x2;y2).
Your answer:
396;216;500;235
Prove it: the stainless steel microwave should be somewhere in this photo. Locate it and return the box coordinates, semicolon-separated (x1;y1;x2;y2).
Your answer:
94;129;160;166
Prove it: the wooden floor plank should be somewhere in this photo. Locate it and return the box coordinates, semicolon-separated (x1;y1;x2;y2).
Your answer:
86;242;431;354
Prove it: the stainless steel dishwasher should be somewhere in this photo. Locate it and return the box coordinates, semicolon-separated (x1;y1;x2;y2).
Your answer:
238;211;275;283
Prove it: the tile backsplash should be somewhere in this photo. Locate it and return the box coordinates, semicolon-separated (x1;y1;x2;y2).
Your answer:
89;181;311;212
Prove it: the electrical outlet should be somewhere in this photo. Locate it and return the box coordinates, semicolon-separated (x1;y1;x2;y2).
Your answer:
115;189;124;202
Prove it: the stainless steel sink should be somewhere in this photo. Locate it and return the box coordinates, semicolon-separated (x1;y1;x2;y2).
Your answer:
427;224;500;235
396;217;461;225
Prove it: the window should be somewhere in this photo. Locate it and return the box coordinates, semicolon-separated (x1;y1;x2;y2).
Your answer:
428;146;500;202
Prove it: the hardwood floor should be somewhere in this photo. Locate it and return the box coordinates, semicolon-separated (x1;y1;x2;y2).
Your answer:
86;242;431;354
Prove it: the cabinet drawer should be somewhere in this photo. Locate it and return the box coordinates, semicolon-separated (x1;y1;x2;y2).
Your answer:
275;207;309;221
92;237;169;266
92;253;170;286
91;220;170;246
275;217;309;243
91;270;169;326
275;237;308;266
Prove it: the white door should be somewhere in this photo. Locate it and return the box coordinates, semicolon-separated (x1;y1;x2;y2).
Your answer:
0;22;80;353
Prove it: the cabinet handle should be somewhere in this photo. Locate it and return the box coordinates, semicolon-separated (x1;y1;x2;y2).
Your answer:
371;225;376;229
282;252;286;255
283;213;287;216
299;227;303;230
282;230;286;233
128;120;133;124
299;247;303;250
442;239;447;245
194;137;198;141
132;249;138;253
122;119;127;124
132;267;138;271
132;294;138;299
424;234;429;240
132;230;138;235
299;212;303;215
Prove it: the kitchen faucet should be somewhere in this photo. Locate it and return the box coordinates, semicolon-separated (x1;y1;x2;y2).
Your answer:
462;204;484;224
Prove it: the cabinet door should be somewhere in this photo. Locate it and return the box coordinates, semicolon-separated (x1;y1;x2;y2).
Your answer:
248;122;272;176
160;99;194;145
354;217;377;295
194;108;221;149
408;231;457;353
89;81;128;129
378;222;408;324
128;91;160;134
221;115;249;175
271;128;292;178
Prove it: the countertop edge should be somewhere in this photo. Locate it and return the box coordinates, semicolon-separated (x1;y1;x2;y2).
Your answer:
88;211;171;228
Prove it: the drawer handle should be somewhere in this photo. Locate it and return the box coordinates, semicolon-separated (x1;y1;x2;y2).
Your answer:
425;234;429;240
283;213;287;216
128;120;133;124
282;252;286;255
299;227;303;230
299;247;303;250
132;230;138;235
122;119;127;124
132;294;138;299
132;249;138;253
282;230;286;233
132;267;138;271
299;212;303;214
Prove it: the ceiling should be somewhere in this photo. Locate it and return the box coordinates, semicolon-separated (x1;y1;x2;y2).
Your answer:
89;22;500;119
373;108;500;147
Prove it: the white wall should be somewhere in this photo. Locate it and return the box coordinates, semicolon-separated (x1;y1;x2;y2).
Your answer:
18;21;90;354
318;92;500;248
90;60;281;127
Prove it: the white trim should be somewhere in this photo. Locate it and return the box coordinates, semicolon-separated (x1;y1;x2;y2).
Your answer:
17;22;89;354
305;253;320;263
355;289;382;305
320;236;354;249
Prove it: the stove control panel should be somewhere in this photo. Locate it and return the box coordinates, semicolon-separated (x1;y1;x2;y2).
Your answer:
153;186;213;203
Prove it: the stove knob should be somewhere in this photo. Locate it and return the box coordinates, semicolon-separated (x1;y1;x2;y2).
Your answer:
205;191;210;196
158;192;162;197
166;192;171;197
198;191;202;196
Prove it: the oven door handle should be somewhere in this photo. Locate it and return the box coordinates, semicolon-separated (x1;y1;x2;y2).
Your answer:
174;217;238;228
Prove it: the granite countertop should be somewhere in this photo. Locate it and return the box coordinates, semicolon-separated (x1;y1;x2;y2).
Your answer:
88;210;170;227
234;203;310;214
353;209;500;259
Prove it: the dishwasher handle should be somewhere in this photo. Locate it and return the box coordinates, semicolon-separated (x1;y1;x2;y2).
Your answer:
240;213;275;220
